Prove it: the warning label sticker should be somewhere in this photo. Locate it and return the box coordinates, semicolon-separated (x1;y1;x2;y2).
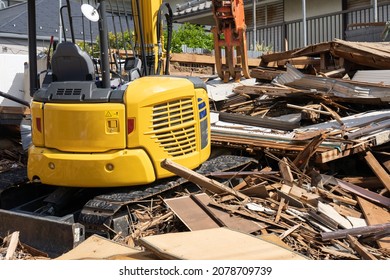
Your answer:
105;111;119;118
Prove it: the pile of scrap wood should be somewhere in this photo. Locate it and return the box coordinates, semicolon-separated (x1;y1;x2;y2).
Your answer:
210;40;390;165
0;231;48;260
45;153;390;260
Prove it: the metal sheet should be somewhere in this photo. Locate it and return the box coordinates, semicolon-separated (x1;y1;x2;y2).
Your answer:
0;209;84;258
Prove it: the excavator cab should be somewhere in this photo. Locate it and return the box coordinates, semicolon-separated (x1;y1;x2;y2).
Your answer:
27;0;211;187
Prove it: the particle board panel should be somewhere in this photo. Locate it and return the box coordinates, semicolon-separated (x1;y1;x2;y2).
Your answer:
164;193;264;233
56;235;156;260
139;227;307;260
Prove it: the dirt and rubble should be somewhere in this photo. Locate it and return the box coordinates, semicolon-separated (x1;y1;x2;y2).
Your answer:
1;39;390;260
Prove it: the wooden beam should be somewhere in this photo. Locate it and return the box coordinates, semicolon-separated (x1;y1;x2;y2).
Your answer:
161;159;249;201
357;197;390;249
364;151;390;193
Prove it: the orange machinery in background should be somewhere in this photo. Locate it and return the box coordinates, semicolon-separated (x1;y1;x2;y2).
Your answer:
211;0;251;82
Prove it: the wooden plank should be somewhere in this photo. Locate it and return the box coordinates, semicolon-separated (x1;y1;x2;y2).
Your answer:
56;235;156;260
208;201;286;229
139;227;307;260
340;176;383;190
274;197;285;223
279;223;301;240
320;247;360;259
292;42;332;57
346;235;377;260
164;194;221;231
276;189;305;208
170;53;261;67
364;151;390;193
336;179;390;208
241;183;270;198
357;197;390;249
161;159;249;201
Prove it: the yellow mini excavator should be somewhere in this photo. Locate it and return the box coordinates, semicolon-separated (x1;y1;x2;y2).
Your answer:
28;0;211;187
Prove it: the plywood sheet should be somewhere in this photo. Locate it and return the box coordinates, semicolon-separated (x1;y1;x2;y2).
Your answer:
56;235;156;260
165;193;264;233
139;227;307;260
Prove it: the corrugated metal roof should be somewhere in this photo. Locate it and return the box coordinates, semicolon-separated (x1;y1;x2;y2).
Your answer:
174;0;212;17
352;70;390;85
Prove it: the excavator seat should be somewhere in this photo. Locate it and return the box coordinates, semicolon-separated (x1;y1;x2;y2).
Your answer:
51;42;95;82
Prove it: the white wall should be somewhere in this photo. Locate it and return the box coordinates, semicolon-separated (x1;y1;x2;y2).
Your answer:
0;53;28;106
284;0;343;21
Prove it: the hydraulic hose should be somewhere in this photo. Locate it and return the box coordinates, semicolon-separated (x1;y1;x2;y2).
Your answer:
156;3;173;75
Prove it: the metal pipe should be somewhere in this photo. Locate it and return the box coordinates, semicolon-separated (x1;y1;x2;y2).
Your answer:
374;0;378;22
98;0;111;88
66;0;76;43
28;0;38;96
0;91;30;107
302;0;307;46
59;0;63;43
253;0;256;50
134;0;148;76
344;119;390;140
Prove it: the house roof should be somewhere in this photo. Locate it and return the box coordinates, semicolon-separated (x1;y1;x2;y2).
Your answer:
173;0;214;25
0;0;131;42
172;0;282;25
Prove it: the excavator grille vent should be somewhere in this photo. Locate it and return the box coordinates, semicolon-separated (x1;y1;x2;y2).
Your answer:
56;88;82;96
150;98;197;156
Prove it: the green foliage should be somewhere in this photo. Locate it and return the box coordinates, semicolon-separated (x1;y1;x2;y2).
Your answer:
168;23;213;53
77;30;134;58
108;30;134;50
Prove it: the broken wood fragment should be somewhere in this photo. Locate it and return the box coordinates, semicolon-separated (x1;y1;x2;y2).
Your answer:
5;231;19;260
274;197;285;223
320;246;360;259
317;188;357;206
278;158;294;186
346;235;378;260
279;223;301;240
364;151;390;193
293;134;327;170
